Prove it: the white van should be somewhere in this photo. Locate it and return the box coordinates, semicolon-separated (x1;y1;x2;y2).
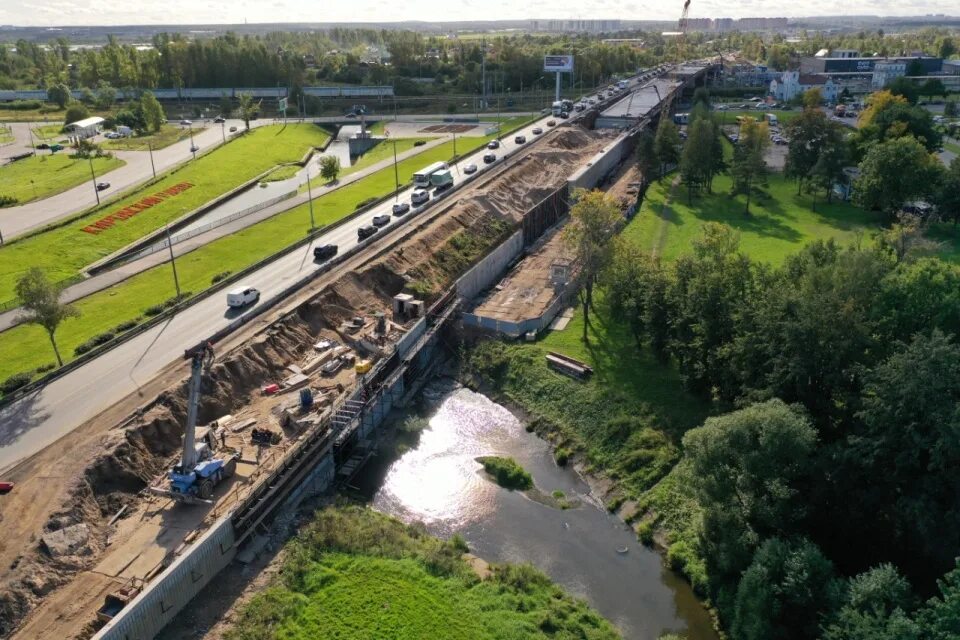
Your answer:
227;286;260;308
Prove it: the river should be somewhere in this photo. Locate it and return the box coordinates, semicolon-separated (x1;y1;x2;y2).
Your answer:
361;381;718;640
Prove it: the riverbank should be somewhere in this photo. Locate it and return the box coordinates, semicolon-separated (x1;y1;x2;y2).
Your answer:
220;505;620;640
462;340;723;636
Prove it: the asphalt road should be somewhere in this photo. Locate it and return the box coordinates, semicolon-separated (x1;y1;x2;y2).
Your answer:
0;114;556;472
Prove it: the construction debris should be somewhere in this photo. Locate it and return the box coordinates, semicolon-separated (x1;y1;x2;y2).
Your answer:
41;524;92;558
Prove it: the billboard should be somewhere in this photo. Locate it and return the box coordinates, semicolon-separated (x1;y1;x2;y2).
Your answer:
544;55;574;73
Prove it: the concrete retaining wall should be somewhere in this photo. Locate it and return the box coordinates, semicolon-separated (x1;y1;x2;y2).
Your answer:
455;231;524;300
93;515;236;640
567;130;635;192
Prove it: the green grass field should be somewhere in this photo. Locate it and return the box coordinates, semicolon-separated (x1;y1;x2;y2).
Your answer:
944;140;960;155
0;123;330;305
713;109;801;126
0;154;124;205
101;124;197;151
0;134;494;382
0;125;13;144
32;123;66;140
263;164;301;182
630;172;882;265
224;505;618;640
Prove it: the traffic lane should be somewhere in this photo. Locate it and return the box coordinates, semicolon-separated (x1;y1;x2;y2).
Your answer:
0;114;555;471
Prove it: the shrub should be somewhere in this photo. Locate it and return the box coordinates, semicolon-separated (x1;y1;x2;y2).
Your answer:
113;319;139;333
477;456;533;490
91;330;117;346
637;520;655;546
4;99;43;111
0;195;18;208
355;196;378;210
405;279;433;299
554;447;571;467
143;303;164;317
35;362;56;374
211;271;232;285
1;372;33;395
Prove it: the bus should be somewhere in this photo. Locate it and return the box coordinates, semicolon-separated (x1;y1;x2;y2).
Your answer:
413;161;449;188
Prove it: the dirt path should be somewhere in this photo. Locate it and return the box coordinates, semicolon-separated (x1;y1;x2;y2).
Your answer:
651;174;683;260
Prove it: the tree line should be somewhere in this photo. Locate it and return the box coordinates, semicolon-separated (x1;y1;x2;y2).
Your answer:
603;222;960;639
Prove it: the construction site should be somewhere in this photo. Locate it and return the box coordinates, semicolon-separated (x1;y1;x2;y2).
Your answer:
0;120;637;640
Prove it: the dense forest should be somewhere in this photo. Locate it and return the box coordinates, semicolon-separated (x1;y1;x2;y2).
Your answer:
0;29;652;95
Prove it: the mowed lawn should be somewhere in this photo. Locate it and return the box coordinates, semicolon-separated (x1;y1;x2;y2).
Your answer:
0;123;330;304
101;124;198;151
0;135;492;381
628;171;882;265
0;153;124;204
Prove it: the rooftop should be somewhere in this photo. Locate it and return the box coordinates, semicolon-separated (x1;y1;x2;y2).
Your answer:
599;79;681;120
64;116;105;130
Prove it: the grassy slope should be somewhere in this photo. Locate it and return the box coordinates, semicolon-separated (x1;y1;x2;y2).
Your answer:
32;123;65;140
0;134;495;380
0;123;330;303
101;124;196;151
225;506;619;640
0;154;124;204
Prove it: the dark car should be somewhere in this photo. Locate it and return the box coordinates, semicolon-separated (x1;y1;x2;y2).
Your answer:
483;152;497;164
392;202;411;215
96;182;110;191
313;244;338;261
413;140;427;147
487;140;500;149
558;111;569;119
357;224;378;241
37;142;50;150
213;116;226;123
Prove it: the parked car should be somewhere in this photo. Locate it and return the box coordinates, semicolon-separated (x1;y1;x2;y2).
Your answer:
514;135;527;144
345;113;357;119
0;481;14;494
392;202;411;215
105;132;121;139
226;286;259;308
483;152;497;164
313;244;338;261
96;182;110;191
411;189;430;206
214;116;226;123
357;224;378;240
372;213;391;226
180;119;192;126
547;120;557;127
532;127;543;135
487;140;500;149
37;142;50;149
190;145;200;152
463;163;478;174
229;126;238;132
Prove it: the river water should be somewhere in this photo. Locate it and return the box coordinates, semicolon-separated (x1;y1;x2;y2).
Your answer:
363;382;718;640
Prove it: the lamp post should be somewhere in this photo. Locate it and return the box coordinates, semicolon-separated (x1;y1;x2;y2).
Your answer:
220;120;226;144
392;140;399;199
147;142;156;178
166;224;181;298
89;157;100;206
306;162;316;231
188;124;196;160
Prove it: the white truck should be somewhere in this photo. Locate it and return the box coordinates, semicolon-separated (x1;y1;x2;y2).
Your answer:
552;100;564;116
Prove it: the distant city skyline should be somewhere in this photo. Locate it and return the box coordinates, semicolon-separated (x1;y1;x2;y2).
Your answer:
0;0;955;28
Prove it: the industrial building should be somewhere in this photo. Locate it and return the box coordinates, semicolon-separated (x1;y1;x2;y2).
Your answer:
800;52;943;76
64;116;105;140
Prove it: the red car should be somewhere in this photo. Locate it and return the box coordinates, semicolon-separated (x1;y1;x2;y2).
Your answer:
0;482;14;494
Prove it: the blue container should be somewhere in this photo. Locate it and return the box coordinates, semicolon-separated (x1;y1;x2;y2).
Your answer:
299;387;314;409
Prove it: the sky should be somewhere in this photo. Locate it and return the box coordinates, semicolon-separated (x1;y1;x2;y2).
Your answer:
0;0;954;26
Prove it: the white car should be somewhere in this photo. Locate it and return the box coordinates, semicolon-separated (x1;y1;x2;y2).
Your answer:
411;189;430;206
226;286;259;308
463;163;478;174
372;214;391;226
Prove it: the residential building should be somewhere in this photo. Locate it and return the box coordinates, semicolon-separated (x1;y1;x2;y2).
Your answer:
872;61;906;88
770;71;838;102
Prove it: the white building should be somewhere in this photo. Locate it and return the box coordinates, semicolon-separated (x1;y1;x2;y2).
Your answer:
64;116;104;140
872;61;906;89
769;71;838;103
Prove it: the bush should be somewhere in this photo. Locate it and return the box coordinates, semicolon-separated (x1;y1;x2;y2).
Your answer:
91;330;117;346
0;195;19;208
554;447;571;467
211;271;232;285
1;372;33;395
355;196;378;210
143;303;164;317
4;99;43;111
637;520;655;546
113;319;139;333
35;362;56;374
477;456;533;490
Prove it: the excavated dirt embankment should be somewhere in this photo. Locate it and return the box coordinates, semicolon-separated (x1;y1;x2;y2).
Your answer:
0;125;616;639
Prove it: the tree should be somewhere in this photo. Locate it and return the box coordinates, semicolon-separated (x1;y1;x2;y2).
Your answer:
821;564;920;640
885;76;919;105
47;82;71;109
858;90;908;129
806;122;848;208
864;101;941;152
854;136;940;219
563;189;622;342
653;117;681;180
876;212;941;263
684;399;818;609
680;118;716;202
319;155;341;182
139;91;164;133
848;331;960;575
920;78;946;99
732;537;839;640
944;98;958;118
802;87;823;109
785;107;830;194
729;118;769;215
692;87;710;109
634;130;657;192
238;92;260;132
15;268;79;367
95;82;116;110
934;158;960;227
63;102;89;125
918;559;960;639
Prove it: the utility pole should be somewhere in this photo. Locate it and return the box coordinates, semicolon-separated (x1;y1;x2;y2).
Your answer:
188;124;196;160
305;162;316;231
496;73;501;141
166;225;181;298
481;37;486;109
220;120;226;144
392;140;399;199
147;142;156;178
89;157;100;206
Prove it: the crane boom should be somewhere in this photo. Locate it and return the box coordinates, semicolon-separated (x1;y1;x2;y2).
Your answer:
180;343;214;470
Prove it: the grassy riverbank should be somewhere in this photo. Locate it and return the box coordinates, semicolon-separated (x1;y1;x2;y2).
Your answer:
224;505;619;640
477;456;533;490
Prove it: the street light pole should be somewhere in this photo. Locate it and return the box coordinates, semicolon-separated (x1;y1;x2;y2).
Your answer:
305;164;316;231
147;142;156;178
89;157;100;206
165;225;181;298
221;121;226;144
392;140;399;200
188;124;196;160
